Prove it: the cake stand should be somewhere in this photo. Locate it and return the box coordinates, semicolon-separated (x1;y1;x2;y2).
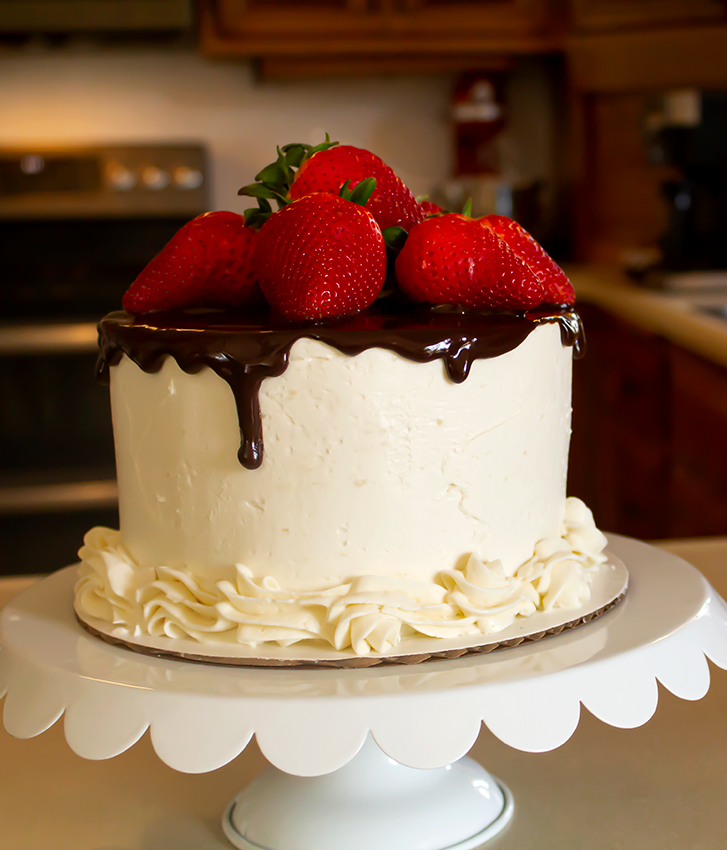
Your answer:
2;534;727;850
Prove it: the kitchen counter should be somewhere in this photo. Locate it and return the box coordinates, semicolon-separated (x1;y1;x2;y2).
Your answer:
570;266;727;369
1;539;726;850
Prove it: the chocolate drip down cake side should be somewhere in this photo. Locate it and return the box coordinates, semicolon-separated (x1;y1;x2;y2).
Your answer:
74;138;625;662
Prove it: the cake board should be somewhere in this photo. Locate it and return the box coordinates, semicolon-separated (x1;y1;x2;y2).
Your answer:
73;554;629;668
2;534;727;850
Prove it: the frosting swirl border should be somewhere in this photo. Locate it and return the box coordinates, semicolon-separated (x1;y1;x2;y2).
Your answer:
75;498;608;657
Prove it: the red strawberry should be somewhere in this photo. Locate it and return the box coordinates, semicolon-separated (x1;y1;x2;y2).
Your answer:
257;192;386;321
481;215;575;305
122;211;261;314
419;200;445;217
288;145;426;232
395;214;544;310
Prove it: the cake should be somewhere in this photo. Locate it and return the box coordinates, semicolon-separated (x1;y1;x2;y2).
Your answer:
75;138;609;657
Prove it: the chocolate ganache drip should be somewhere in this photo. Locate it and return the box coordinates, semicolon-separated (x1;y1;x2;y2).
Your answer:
97;302;584;470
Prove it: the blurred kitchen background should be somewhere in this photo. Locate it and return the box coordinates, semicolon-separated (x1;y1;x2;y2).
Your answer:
1;0;726;575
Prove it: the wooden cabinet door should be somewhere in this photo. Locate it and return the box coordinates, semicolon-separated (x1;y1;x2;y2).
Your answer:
572;0;727;32
670;346;727;538
388;0;550;40
571;306;727;539
569;304;672;539
203;0;385;55
202;0;556;60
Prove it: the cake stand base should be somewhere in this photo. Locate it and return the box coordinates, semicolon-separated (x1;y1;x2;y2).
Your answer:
222;736;514;850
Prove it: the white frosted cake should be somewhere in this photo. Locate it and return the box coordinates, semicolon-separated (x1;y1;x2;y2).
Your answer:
74;138;610;657
76;306;608;656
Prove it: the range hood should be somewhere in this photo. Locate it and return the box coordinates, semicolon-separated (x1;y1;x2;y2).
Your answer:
0;0;192;33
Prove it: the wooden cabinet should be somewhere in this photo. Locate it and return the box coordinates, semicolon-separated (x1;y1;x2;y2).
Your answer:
384;0;550;41
200;0;556;64
569;304;727;539
199;0;727;78
201;0;383;56
670;346;727;537
571;0;726;33
198;0;727;89
570;304;672;539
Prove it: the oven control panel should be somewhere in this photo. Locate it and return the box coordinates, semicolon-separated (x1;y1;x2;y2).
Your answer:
0;144;208;218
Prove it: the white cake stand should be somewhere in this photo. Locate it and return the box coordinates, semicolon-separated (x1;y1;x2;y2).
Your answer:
2;534;727;850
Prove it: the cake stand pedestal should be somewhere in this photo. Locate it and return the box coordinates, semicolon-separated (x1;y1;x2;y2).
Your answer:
2;534;727;850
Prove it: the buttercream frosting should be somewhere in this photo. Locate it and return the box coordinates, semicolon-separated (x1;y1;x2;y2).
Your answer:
106;323;574;586
75;498;608;655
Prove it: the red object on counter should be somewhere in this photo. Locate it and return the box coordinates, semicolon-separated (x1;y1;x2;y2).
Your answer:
452;71;506;177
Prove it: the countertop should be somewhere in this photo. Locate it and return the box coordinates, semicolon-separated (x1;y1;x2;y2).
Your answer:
1;538;726;850
570;266;727;369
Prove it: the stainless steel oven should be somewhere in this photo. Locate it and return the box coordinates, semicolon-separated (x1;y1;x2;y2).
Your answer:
0;144;208;575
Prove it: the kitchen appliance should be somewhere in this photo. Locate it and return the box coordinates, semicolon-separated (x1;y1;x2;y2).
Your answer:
0;144;208;575
433;176;542;237
431;70;547;244
646;90;727;272
451;71;506;178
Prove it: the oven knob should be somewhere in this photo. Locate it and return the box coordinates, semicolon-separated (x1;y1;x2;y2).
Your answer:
141;166;170;190
106;161;136;191
173;166;203;190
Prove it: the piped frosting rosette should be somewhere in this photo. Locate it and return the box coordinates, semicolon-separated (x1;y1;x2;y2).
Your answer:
75;498;608;656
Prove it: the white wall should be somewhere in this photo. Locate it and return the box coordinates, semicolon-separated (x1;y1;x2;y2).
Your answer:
0;49;454;210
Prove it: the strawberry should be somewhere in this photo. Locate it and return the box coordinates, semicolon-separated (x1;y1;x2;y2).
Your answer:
395;214;545;310
122;212;261;313
289;145;426;232
240;139;426;234
481;215;575;305
419;199;445;217
257;191;386;322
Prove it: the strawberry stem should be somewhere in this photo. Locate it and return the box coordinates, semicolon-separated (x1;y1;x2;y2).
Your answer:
280;144;307;168
339;177;377;207
462;198;473;218
238;133;340;229
382;226;408;252
254;147;294;187
243;205;272;228
238;181;288;206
